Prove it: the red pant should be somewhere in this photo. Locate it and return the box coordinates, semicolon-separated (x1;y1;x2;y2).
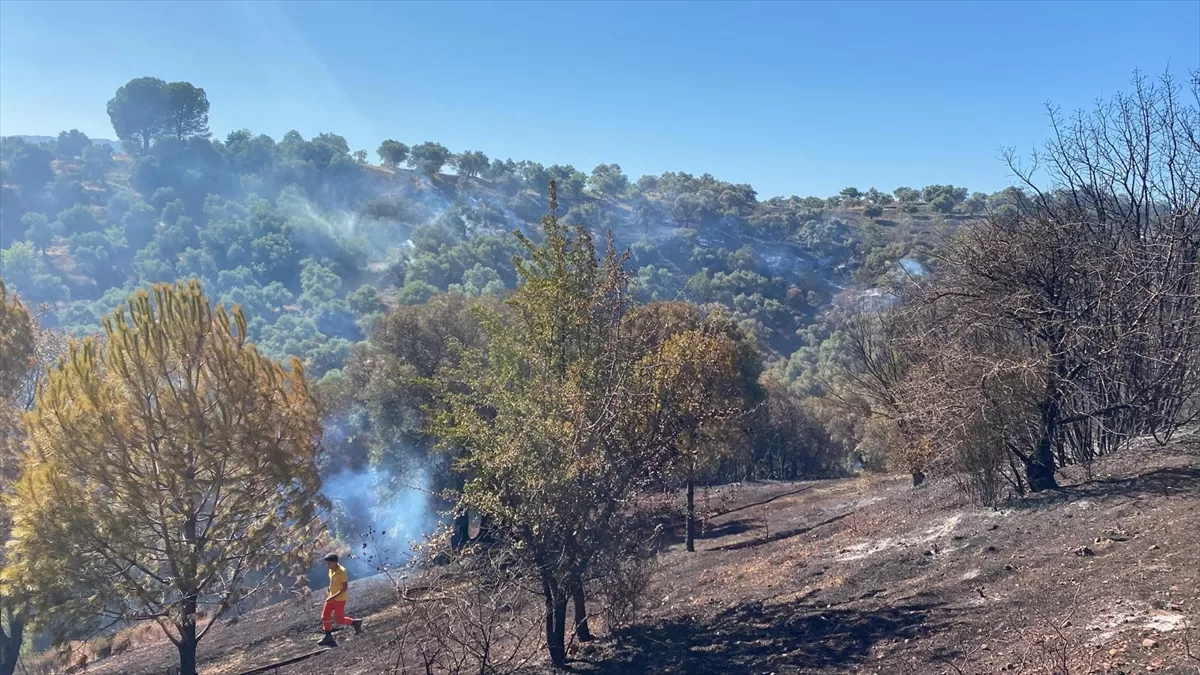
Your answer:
321;599;355;632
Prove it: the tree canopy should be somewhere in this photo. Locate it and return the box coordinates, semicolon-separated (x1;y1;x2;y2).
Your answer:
7;281;323;675
106;77;209;153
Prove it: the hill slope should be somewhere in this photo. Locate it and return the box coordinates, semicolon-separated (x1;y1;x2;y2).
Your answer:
73;434;1200;675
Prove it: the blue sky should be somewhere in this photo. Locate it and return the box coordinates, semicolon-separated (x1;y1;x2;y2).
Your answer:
1;0;1197;198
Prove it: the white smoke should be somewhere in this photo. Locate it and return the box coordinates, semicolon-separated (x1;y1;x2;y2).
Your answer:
321;463;436;579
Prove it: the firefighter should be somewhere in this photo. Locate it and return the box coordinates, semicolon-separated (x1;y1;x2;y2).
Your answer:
318;553;362;647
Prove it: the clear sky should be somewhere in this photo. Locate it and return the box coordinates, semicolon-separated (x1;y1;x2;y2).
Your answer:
1;0;1197;198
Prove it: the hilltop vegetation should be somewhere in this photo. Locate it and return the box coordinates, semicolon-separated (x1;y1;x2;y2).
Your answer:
0;75;1001;491
0;77;991;364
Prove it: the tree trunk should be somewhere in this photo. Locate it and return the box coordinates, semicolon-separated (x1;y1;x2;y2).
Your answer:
177;609;198;675
1025;395;1061;492
685;476;696;553
450;512;470;551
571;582;593;642
180;499;200;675
541;578;568;668
1024;452;1058;492
0;615;25;675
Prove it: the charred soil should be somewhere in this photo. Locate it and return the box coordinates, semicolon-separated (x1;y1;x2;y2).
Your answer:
76;435;1200;675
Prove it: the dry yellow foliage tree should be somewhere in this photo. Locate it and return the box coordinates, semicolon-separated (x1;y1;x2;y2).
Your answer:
623;302;761;551
5;281;324;675
0;279;37;675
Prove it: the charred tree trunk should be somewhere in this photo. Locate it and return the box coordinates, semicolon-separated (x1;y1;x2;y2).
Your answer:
450;512;470;550
541;577;569;668
1025;393;1061;492
0;614;25;675
685;476;696;553
571;582;593;642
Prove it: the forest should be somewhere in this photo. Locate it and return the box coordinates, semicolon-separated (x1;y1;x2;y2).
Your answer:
0;72;1197;674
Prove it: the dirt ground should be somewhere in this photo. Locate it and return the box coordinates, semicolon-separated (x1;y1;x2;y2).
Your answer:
74;433;1200;675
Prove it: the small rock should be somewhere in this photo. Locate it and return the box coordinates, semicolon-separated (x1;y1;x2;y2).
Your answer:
1074;546;1095;556
1142;638;1158;649
1004;563;1015;571
985;545;998;553
981;643;990;651
1148;544;1159;551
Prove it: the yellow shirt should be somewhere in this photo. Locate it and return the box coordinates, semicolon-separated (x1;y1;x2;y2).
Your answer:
328;564;349;601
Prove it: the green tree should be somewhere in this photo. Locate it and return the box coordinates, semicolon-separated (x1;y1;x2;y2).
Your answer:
893;186;919;203
6;143;54;193
107;77;170;153
6;281;323;675
865;187;893;205
929;193;955;213
352;291;494;546
376;139;409;168
81;144;114;181
407;142;452;176
921;184;968;206
587;163;630;197
346;284;385;315
122;201;158;250
165;81;211;141
547;164;586;200
448;264;505;296
430;187;750;665
517;161;550;193
55;205;102;236
963;191;988;214
20;213;58;254
107;78;208;153
54;129;91;158
299;258;341;309
452;150;489;179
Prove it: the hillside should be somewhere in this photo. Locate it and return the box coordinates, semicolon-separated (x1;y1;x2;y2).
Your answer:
2;131;978;366
64;433;1199;675
4;71;1195;675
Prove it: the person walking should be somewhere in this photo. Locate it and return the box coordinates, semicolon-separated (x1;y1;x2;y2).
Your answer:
318;553;363;647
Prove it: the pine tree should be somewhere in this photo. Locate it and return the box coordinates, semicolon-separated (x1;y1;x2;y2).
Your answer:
6;280;324;675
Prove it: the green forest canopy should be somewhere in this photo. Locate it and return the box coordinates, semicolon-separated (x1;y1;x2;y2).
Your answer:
0;76;1018;492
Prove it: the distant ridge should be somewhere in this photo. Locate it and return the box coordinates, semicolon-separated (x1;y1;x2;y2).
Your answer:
11;134;123;153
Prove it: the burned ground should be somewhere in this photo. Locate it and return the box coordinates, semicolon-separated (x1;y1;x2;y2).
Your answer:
76;434;1199;674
